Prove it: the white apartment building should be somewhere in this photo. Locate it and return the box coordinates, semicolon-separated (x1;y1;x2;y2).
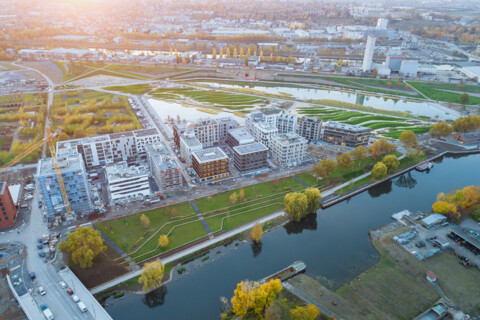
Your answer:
56;128;162;169
251;122;278;149
277;114;298;134
245;109;282;134
216;117;238;144
180;132;203;164
271;133;307;166
192;118;219;148
105;162;150;204
146;143;182;191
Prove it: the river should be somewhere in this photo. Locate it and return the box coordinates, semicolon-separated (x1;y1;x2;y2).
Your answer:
105;153;480;319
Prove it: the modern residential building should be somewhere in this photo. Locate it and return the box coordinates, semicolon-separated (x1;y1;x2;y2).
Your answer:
172;123;189;148
216;117;238;144
250;122;278;149
226;128;255;148
376;18;389;29
297;116;322;141
36;153;93;220
0;182;17;229
56;128;162;169
179;132;203;164
322;121;371;147
362;35;376;72
233;142;268;172
192;147;230;182
245;109;282;134
270;133;307;166
191;118;219;148
105;162;150;204
147;143;182;191
277;113;298;134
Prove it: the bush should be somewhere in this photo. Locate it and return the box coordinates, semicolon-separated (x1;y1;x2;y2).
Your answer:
113;291;125;299
177;267;186;274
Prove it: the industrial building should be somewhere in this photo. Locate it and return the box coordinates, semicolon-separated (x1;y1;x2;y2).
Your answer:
297;116;322;141
233;142;268;172
105;162;150;204
179;132;203;164
322;121;371;147
226;128;255;148
0;182;17;229
56;128;162;169
270;133;307;166
146;143;182;191
362;35;376;72
192;147;230;182
386;48;405;72
399;60;419;77
36;153;93;220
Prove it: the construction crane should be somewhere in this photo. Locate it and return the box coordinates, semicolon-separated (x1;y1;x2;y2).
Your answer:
0;127;72;216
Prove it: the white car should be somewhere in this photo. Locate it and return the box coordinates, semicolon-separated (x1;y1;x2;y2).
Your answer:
38;286;46;296
72;295;80;303
59;281;67;289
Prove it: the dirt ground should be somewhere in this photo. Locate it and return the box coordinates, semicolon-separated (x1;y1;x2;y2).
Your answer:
18;61;63;85
0;277;25;320
63;245;130;289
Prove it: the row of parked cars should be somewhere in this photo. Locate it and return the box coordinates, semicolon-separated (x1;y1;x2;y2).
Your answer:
59;281;88;313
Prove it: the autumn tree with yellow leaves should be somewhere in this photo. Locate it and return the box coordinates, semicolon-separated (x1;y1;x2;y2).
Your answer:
231;279;282;318
432;186;480;222
138;259;165;292
59;227;106;269
250;223;264;243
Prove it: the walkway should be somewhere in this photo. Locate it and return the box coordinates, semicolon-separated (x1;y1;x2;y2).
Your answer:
90;210;286;294
190;200;214;239
282;282;344;320
293;175;309;188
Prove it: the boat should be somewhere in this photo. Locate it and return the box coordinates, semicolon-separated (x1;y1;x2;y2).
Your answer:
415;162;434;172
259;261;306;284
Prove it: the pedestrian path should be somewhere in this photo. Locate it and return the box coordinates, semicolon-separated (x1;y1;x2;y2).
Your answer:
293;175;309;188
190;200;214;239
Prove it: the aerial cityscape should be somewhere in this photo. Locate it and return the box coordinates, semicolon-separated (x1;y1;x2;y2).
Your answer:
1;0;480;319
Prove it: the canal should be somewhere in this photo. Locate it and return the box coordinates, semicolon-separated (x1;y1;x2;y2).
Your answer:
105;153;480;319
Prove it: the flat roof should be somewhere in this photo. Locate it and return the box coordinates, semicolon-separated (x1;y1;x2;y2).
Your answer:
146;142;171;157
422;214;447;225
324;121;371;133
38;154;84;176
255;122;278;132
228;128;254;142
133;128;159;137
272;132;307;144
300;116;322;123
106;162;148;180
109;131;134;139
192;147;228;163
7;184;20;204
180;134;202;147
234;142;268;155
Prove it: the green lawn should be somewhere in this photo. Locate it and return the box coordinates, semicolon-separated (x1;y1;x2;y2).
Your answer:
295;172;319;187
105;64;191;76
71;69;140;81
104;84;152;95
408;81;480;104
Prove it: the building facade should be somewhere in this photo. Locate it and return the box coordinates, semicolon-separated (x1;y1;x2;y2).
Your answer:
233;142;268;172
105;162;151;204
216;117;238;144
297;116;322;141
270;133;307;166
362;35;376;72
0;182;17;229
277;114;298;134
226;128;255;148
322;121;371;147
147;143;183;191
192;148;230;182
36;153;93;220
179;132;203;164
250;122;278;149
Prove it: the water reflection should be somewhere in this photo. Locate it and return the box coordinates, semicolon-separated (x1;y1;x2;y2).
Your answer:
284;212;318;234
395;172;418;189
368;180;393;198
143;286;168;308
251;241;263;258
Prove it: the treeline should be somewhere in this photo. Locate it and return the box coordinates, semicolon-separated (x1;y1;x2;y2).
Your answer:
411;26;480;44
429;115;480;138
432;186;480;222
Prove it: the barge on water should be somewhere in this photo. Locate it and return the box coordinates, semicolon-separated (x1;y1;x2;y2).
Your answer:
415;162;433;172
259;261;306;284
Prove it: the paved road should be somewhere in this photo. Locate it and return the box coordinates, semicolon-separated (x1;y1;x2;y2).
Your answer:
90;210;286;294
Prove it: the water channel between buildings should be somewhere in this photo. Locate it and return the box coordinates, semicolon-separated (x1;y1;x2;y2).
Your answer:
104;153;480;319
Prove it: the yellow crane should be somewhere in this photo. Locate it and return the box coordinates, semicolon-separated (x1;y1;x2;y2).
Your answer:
0;127;72;216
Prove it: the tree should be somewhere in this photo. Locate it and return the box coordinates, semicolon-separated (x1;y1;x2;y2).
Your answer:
226;47;231;58
459;92;470;104
381;155;400;174
212;48;216;59
351;146;367;163
239;189;245;202
231;279;282;318
158;235;169;248
399;130;417;148
259;50;264;61
312;159;337;180
57;132;70;141
73;128;86;139
229;192;238;204
304;188;321;213
368;139;396;159
138;259;165;292
251;223;264;243
336;152;354;171
219;47;224;58
140;214;150;228
284;192;308;222
58;227;106;269
290;304;320;320
371;162;388;180
429;121;453;138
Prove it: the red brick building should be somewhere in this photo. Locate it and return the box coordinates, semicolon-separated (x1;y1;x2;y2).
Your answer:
0;182;17;229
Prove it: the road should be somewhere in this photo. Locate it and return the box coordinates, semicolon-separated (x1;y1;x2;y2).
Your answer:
1;188;96;319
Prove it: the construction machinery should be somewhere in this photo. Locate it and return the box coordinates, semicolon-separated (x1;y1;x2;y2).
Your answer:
0;127;72;217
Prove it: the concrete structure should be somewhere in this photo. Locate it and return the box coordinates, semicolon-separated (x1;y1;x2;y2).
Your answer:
362;35;376;72
375;63;392;77
277;113;298;134
192;148;229;182
376;18;389;29
226;128;255;148
245;109;282;134
399;60;419;77
216;117;238;143
250;122;278;148
421;214;447;229
233;142;268;172
179;132;203;164
297;116;322;141
189;117;238;147
322;121;371;147
270;133;307;166
105;162;150;204
386;48;404;72
146;143;182;191
57;128;162;169
36;153;92;220
0;182;17;229
172;123;189;148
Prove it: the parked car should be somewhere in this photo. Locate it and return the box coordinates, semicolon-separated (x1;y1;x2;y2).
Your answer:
72;295;80;303
59;281;67;289
37;244;43;249
38;252;45;257
38;286;46;296
77;301;87;313
67;288;74;295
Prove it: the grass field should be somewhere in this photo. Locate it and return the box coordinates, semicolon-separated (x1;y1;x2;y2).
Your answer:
71;69;140;81
104;84;153;95
409;81;480;104
295;172;319;187
105;64;192;77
